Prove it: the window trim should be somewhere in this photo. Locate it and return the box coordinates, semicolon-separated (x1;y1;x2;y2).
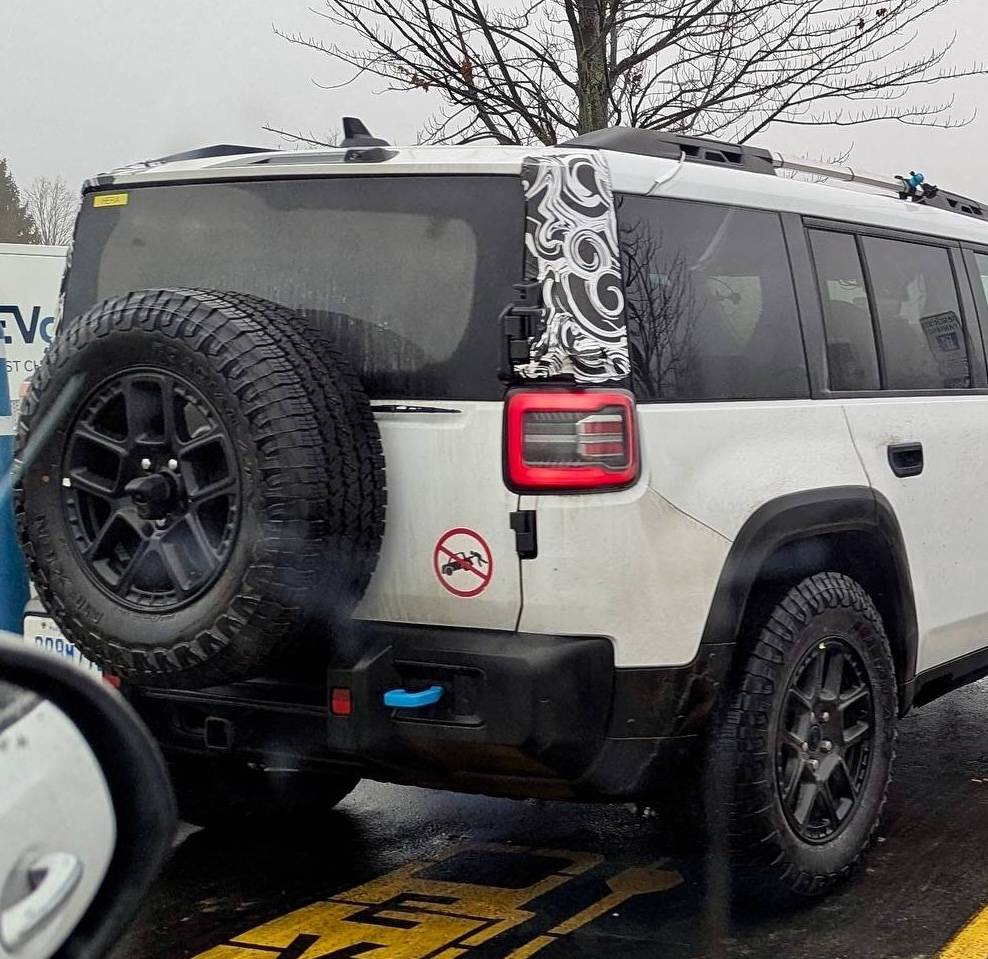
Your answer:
960;245;988;379
802;217;987;397
802;216;964;249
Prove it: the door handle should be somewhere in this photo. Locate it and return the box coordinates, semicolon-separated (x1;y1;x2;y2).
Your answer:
887;442;924;478
1;851;83;951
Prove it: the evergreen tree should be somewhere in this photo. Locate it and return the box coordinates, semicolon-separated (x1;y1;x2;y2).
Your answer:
0;158;40;243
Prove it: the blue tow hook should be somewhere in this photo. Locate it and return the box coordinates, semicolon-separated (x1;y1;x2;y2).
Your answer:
383;685;444;709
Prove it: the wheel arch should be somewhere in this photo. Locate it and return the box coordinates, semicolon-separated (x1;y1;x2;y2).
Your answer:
700;486;918;714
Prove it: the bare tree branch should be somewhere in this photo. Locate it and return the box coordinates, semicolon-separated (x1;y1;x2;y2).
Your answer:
272;0;987;147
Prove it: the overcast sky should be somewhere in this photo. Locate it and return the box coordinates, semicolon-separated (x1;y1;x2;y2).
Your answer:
3;0;988;197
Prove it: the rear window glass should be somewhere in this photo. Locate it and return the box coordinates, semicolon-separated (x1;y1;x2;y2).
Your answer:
65;175;525;399
616;194;808;401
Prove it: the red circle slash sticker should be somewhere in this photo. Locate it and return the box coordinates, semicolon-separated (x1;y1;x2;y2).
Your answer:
433;527;494;598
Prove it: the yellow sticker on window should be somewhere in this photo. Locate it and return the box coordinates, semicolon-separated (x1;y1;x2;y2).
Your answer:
93;193;129;208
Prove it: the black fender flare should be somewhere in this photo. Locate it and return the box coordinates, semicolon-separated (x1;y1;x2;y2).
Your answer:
699;485;918;713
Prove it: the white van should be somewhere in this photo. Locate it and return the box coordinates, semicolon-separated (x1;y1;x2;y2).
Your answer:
0;243;65;420
0;243;74;656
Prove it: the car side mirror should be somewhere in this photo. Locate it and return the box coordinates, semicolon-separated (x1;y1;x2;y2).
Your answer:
0;634;175;959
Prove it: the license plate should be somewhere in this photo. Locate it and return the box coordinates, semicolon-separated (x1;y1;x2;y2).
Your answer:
22;616;103;677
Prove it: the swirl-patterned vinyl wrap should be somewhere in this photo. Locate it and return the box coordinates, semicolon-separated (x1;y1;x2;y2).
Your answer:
518;152;628;382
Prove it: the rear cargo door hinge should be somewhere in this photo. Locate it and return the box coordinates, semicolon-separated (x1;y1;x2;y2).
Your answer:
510;510;538;559
499;281;547;379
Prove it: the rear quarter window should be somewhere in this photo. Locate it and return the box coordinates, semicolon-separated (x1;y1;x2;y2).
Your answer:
65;175;525;400
616;194;809;401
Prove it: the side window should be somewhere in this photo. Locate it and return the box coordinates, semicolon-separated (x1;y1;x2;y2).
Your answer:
807;230;880;391
616;195;809;401
861;236;970;390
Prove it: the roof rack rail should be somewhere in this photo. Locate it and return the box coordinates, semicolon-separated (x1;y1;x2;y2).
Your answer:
561;126;988;223
559;127;776;175
769;152;987;221
149;144;274;164
100;144;276;182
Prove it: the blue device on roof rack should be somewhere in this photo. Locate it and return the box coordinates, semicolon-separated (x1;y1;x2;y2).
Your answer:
898;171;939;202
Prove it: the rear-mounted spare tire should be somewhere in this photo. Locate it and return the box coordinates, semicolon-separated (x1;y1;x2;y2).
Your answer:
15;288;386;688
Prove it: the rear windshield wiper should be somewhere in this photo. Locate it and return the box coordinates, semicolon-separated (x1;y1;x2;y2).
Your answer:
370;404;461;414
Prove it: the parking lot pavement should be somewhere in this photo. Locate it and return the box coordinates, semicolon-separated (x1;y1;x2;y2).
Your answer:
112;678;988;959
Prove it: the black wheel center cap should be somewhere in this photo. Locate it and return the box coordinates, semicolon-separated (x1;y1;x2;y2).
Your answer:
125;471;180;520
807;724;823;751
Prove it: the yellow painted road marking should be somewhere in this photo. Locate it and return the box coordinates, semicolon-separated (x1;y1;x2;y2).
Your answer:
940;904;988;959
192;843;683;959
196;902;485;959
193;844;601;959
504;936;555;959
550;861;683;934
505;861;683;958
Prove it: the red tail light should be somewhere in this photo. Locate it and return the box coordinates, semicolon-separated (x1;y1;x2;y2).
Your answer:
505;389;639;492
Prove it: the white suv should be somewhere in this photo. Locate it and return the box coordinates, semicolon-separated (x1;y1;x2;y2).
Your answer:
16;120;988;899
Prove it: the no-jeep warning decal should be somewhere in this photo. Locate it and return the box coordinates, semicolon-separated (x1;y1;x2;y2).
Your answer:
433;527;493;598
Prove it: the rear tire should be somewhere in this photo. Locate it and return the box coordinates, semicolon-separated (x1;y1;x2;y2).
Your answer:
170;756;360;831
710;572;897;900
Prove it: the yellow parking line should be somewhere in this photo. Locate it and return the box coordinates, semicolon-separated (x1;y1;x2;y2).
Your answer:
940;905;988;959
505;935;556;959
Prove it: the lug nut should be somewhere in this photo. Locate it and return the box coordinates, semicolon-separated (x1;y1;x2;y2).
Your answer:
154;519;167;529
141;458;152;471
821;711;830;722
808;758;819;771
821;740;833;753
801;742;809;753
168;458;179;471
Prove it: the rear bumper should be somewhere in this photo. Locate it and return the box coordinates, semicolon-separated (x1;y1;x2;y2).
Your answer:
131;623;732;801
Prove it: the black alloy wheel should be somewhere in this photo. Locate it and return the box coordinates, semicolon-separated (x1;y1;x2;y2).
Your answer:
62;369;240;611
776;637;875;843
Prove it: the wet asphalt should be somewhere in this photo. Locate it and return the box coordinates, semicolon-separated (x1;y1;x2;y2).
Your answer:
111;678;988;959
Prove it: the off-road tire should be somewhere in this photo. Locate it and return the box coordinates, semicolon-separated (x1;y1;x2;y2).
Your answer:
15;288;385;688
709;572;897;900
204;292;387;612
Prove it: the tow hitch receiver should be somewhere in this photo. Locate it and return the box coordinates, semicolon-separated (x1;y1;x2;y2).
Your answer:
383;686;444;709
